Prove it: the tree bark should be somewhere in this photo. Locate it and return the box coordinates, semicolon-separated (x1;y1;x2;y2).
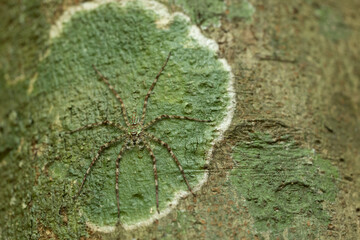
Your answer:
0;0;359;239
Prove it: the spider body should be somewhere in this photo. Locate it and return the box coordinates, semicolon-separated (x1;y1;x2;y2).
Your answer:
69;52;210;219
126;124;144;149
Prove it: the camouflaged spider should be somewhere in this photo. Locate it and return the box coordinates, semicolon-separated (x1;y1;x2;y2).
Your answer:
69;52;211;218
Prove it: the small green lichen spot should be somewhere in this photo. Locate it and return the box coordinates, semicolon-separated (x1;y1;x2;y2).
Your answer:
315;6;349;41
227;0;255;23
230;133;339;238
33;2;229;227
175;0;226;28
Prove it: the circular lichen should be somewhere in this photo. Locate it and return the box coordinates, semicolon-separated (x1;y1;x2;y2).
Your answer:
31;1;231;230
230;133;339;239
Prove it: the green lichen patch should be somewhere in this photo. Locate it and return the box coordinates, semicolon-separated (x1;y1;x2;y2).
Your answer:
315;6;349;41
230;133;339;239
174;0;226;28
226;0;255;23
30;0;230;232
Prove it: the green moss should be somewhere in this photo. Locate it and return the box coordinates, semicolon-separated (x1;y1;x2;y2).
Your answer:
174;0;225;28
23;1;230;235
227;0;255;23
230;133;339;239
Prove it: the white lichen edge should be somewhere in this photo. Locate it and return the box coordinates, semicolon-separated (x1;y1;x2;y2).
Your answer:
50;0;235;233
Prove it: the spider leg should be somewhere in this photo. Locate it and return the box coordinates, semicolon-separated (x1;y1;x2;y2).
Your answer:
143;132;195;196
141;138;160;214
92;65;130;126
140;52;172;125
143;114;211;129
115;144;127;219
68;120;126;134
74;135;124;199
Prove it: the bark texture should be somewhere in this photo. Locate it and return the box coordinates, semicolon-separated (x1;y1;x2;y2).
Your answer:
0;0;359;239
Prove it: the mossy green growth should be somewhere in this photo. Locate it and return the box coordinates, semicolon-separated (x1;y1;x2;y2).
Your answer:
29;1;229;233
227;0;255;23
230;133;339;239
174;0;225;28
315;6;349;41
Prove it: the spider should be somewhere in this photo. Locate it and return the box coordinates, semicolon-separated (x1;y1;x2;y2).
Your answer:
69;52;211;219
